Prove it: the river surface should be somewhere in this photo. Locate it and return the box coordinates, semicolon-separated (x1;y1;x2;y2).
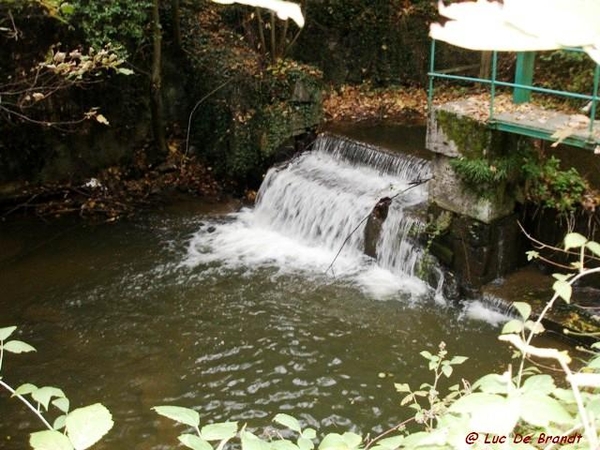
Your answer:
0;128;520;450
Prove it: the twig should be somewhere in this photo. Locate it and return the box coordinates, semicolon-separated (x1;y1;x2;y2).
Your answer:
518;221;600;266
0;380;53;431
364;418;415;450
2;193;40;217
184;79;234;157
325;177;431;275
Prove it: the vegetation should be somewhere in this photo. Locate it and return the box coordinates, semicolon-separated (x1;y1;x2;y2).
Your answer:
0;326;113;450
450;146;591;214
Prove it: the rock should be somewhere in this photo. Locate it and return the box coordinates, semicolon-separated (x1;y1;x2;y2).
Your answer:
207;226;216;233
364;197;392;258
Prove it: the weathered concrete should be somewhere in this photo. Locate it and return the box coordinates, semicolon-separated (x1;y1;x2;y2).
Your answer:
426;204;527;289
430;154;514;224
427;105;515;224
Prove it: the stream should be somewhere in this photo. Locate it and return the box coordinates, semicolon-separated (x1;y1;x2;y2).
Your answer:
0;128;524;450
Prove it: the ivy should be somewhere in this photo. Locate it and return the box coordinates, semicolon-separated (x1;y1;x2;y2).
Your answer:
69;0;152;54
451;150;589;214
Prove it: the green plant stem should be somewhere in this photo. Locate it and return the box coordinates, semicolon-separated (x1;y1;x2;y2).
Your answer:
511;265;600;449
364;418;415;450
502;333;597;449
0;379;53;431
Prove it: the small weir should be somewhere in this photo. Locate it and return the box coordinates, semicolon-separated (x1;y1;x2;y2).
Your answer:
186;133;436;298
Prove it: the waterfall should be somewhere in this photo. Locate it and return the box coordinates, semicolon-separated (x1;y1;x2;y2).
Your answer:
184;133;437;299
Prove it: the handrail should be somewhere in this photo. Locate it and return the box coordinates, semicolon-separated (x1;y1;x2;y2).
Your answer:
427;40;600;145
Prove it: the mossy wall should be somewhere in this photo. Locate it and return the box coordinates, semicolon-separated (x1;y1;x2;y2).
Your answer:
426;204;527;290
183;7;324;187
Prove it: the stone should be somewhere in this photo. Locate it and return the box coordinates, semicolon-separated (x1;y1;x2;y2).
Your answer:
363;197;392;258
430;154;514;224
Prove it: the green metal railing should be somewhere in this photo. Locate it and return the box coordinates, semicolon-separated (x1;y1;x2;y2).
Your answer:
427;40;600;148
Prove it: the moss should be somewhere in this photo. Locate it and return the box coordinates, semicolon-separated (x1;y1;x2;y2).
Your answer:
436;109;492;159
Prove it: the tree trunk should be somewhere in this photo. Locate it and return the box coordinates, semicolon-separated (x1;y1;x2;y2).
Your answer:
479;51;492;79
171;0;182;51
150;0;167;156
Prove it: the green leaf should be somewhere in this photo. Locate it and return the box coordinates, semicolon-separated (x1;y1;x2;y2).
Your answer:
30;430;74;450
241;431;270;450
60;3;75;15
419;351;433;360
272;441;300;450
449;356;468;365
32;387;66;411
14;383;38;396
524;320;545;334
53;415;67;431
273;413;301;433
451;393;519;434
502;319;524;335
400;394;413;406
371;435;405;450
3;340;36;354
564;232;587;250
519;393;572;427
116;67;134;75
200;422;238;441
0;326;17;341
552;388;576;404
179;434;214;450
522;375;555;396
319;434;345;450
441;364;453;378
586;241;600;257
400;432;436;449
319;433;362;450
512;302;531;320
65;403;114;450
53;397;70;413
394;383;410;393
552;280;572;303
341;432;362;449
298;437;314;450
526;250;539;261
152;405;200;428
301;429;316;440
588;356;600;369
552;273;571;282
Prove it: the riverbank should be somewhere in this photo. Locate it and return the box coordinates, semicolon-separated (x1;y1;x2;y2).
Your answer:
0;136;225;223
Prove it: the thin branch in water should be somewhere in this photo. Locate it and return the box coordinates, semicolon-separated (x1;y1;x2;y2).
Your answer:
325;177;431;276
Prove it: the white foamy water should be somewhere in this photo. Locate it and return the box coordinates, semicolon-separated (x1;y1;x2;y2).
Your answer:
183;134;435;300
462;295;517;326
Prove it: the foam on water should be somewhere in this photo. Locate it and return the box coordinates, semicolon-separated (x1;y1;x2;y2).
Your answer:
183;134;435;300
461;295;517;326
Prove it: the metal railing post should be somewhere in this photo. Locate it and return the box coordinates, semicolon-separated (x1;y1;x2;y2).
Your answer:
589;63;600;138
490;51;498;121
428;40;436;114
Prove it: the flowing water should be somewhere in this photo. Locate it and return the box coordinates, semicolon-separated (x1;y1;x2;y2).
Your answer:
0;133;520;449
